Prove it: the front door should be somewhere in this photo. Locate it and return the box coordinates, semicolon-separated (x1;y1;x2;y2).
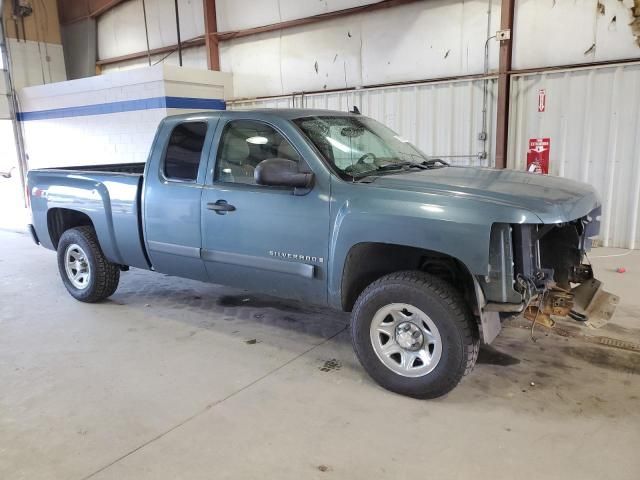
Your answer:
201;118;330;303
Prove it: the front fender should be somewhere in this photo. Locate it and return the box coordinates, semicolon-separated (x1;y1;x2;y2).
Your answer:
327;180;542;310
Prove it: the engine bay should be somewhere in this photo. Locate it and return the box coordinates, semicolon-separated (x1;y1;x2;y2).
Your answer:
485;208;619;328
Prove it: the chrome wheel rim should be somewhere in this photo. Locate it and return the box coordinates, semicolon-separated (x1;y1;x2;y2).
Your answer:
369;303;442;377
64;244;91;290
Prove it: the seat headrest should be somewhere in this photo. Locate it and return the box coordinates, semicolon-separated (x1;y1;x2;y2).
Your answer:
224;135;250;165
277;140;299;161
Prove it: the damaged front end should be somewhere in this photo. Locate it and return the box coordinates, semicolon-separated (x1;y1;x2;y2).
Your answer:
484;207;619;330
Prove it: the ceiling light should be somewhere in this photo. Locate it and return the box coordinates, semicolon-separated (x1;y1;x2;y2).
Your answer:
246;136;268;145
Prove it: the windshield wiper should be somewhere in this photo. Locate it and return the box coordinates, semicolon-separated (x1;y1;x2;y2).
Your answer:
376;161;429;171
352;159;449;181
349;161;424;180
422;158;450;168
375;159;450;171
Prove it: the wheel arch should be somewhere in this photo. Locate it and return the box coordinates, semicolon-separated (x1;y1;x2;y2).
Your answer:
339;241;500;344
340;242;479;313
47;208;95;249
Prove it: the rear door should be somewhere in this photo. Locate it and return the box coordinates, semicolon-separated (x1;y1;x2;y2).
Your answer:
143;118;216;280
200;115;331;303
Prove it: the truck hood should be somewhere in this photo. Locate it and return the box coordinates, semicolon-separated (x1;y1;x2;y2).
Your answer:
369;166;599;223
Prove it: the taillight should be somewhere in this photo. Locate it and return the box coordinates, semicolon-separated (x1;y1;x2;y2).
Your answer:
27;186;47;209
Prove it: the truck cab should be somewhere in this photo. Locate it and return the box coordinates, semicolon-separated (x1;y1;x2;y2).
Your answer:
143;112;332;304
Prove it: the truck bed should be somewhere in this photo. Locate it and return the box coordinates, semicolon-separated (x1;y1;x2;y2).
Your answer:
27;167;150;270
41;162;146;175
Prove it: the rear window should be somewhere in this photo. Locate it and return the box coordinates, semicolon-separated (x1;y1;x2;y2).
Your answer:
163;122;208;181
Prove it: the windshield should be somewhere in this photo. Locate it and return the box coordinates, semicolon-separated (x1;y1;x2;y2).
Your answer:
293;115;431;179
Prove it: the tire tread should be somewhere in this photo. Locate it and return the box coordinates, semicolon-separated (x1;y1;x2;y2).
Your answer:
58;226;120;303
351;270;480;398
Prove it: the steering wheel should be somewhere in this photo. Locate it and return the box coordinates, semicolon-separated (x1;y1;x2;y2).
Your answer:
344;153;377;174
357;152;377;164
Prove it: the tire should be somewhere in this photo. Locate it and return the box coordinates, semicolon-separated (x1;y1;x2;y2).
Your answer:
57;226;120;303
350;271;479;399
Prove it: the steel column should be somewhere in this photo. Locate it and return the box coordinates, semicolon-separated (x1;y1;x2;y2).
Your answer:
203;0;219;70
494;0;515;169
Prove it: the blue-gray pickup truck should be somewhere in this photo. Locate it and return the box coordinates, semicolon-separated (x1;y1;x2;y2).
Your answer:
27;109;618;398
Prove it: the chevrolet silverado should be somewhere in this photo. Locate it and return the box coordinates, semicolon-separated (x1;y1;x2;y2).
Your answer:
27;109;618;398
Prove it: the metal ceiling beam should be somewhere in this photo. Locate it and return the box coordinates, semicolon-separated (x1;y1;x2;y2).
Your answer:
95;35;205;66
494;0;515;169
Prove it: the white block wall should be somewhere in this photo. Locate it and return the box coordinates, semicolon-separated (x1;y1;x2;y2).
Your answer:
18;65;232;169
24;110;167;168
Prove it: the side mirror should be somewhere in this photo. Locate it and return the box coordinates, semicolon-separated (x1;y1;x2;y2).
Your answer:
254;158;314;189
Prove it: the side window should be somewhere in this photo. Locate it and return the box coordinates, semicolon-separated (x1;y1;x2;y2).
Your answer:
215;120;301;185
163;122;208;182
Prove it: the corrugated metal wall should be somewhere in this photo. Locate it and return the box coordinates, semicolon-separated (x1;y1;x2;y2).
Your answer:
508;62;640;249
82;0;640;250
97;0;205;61
229;77;498;168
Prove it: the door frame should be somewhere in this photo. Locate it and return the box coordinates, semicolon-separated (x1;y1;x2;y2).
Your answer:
141;115;219;279
199;112;333;303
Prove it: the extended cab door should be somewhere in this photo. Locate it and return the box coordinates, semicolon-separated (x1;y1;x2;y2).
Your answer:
143;117;217;280
200;115;331;303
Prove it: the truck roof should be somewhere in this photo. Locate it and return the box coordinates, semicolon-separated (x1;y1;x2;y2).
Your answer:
166;108;355;122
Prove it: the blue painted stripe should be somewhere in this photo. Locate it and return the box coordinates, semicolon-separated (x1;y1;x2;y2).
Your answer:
165;96;225;110
17;96;226;121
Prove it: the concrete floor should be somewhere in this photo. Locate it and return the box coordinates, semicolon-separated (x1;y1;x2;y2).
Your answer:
1;229;639;480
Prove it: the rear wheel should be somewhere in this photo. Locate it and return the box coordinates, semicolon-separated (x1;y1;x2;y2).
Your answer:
57;226;120;302
350;271;479;399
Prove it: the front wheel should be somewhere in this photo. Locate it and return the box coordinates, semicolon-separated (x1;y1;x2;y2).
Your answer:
350;271;479;399
57;226;120;302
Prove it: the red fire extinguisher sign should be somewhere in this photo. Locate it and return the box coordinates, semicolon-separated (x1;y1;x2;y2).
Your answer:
537;89;546;112
526;138;550;174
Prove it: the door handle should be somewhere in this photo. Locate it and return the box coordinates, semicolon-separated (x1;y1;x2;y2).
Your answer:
207;200;236;214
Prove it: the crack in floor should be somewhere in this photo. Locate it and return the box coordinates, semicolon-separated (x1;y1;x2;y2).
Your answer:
79;325;348;480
